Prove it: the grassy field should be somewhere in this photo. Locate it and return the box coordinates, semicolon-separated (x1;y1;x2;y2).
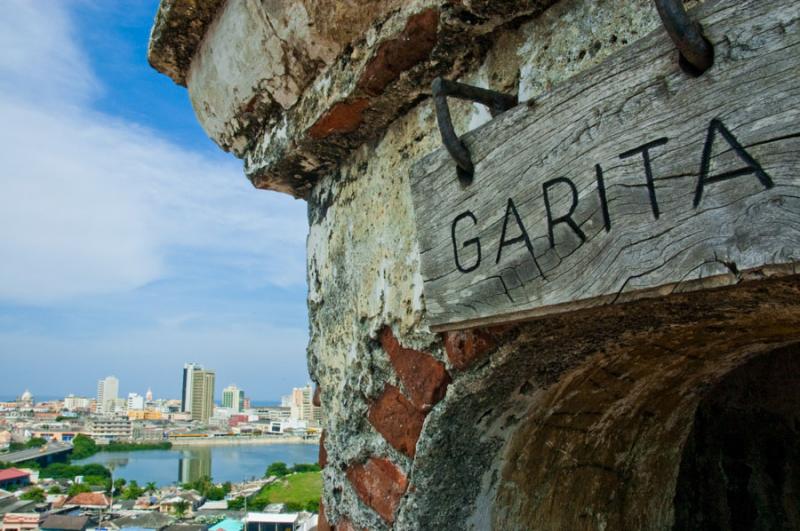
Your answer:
253;471;322;508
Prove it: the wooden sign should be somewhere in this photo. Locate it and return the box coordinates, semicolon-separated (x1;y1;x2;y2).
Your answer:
410;0;800;332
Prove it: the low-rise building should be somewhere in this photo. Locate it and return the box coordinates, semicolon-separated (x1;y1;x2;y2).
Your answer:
89;417;132;444
255;407;290;423
0;469;30;490
30;430;83;443
108;511;175;531
128;410;163;421
40;514;90;531
243;513;308;531
0;513;41;531
64;492;111;510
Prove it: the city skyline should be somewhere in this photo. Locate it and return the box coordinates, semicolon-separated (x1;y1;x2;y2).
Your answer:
0;367;311;404
0;3;310;398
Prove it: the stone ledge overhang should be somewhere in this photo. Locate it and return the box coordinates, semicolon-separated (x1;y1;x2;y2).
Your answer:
147;0;559;198
147;0;226;86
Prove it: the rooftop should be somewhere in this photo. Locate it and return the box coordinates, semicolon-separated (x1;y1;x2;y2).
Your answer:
244;512;299;524
0;468;31;481
40;514;90;531
65;492;111;508
208;518;243;531
109;511;175;530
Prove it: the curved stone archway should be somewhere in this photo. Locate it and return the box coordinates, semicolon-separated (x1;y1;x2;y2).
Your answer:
393;276;800;530
672;344;800;531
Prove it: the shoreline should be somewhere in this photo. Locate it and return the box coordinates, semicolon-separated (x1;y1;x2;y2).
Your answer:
169;436;319;447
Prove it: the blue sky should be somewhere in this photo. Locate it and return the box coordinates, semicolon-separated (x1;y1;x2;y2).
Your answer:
0;1;310;401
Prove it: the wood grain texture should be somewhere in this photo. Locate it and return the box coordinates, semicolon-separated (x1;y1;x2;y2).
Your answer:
410;0;800;332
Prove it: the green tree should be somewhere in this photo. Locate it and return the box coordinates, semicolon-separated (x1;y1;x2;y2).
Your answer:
206;486;226;501
145;482;157;494
47;485;62;494
21;487;46;502
25;438;47;448
265;462;289;478
67;483;92;497
113;478;127;495
173;499;189;519
304;499;320;512
70;435;98;460
122;480;144;500
227;497;245;510
291;463;321;473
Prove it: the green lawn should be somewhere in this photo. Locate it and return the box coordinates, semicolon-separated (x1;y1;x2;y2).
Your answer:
252;472;322;509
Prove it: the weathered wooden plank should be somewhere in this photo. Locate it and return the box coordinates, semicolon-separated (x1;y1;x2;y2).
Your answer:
410;0;800;332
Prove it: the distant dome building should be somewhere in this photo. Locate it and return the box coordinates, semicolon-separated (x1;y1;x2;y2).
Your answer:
18;390;33;404
146;388;153;402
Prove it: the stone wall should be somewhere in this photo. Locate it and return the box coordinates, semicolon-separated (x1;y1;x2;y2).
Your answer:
148;0;800;529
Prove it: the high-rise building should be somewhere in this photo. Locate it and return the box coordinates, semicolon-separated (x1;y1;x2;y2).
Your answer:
127;393;145;411
222;385;245;412
145;388;153;402
289;384;322;426
64;395;92;411
96;376;119;414
188;368;215;423
181;363;203;413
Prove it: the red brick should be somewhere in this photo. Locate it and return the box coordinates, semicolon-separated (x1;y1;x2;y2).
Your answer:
368;385;425;458
335;517;358;531
357;9;439;96
443;328;498;370
380;327;450;411
313;385;321;407
346;457;408;523
309;98;370;139
317;499;331;531
319;430;328;468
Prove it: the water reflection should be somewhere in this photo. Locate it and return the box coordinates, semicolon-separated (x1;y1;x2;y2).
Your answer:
178;446;212;484
101;456;130;469
74;443;319;486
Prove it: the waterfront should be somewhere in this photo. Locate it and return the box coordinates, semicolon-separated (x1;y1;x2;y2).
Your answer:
75;442;319;486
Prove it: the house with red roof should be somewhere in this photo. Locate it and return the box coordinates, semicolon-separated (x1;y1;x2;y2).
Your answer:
0;469;30;490
64;492;111;510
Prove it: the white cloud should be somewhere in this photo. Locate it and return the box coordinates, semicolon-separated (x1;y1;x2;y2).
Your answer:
0;0;308;304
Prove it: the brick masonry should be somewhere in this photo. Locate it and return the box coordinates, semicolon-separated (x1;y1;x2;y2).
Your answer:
346;457;409;524
367;384;426;458
379;327;450;411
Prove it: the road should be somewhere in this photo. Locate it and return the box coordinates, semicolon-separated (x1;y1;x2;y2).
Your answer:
1;441;73;464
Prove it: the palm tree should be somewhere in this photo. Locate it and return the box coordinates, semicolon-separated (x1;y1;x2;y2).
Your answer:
145;482;157;495
173;499;189;519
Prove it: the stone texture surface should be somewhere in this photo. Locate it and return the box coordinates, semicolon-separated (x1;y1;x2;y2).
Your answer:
443;328;499;371
357;9;440;97
334;517;361;531
319;430;328;468
302;1;683;527
367;385;426;458
379;328;450;411
317;500;331;531
346;457;409;524
147;0;225;86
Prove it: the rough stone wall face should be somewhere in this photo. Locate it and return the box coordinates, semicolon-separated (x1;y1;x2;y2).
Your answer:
303;1;684;527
